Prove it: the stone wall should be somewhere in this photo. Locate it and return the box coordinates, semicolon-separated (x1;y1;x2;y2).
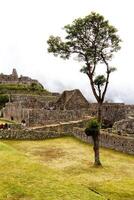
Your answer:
28;109;90;126
0;129;72;140
3;102;91;126
111;104;134;136
73;128;134;155
3;102;126;127
31;118;91;132
10;94;58;109
0;119;89;139
3;102;23;122
113;118;134;136
88;103;126;127
0;120;134;155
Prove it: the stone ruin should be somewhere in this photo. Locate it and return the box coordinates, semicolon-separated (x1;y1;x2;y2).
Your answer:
2;89;126;128
0;69;134;155
55;89;89;110
1;85;134;154
2;90;90;127
0;68;41;85
113;105;134;136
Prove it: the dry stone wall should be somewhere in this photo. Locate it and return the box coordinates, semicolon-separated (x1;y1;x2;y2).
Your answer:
0;119;89;139
27;109;90;126
10;94;58;109
0;120;133;155
0;129;72;140
73;128;134;155
3;99;126;127
88;103;126;127
3;102;91;126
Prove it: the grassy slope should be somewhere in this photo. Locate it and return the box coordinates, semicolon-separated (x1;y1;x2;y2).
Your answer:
0;83;50;95
0;137;134;200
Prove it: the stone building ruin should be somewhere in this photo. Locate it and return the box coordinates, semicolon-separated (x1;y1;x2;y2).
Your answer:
1;69;134;155
55;89;89;110
2;90;90;127
0;68;40;85
2;89;126;127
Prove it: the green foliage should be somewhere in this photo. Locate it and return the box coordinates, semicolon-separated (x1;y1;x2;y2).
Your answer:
0;94;9;109
94;75;106;86
0;83;50;95
47;12;121;105
85;118;100;136
47;12;121;66
47;36;70;59
29;82;44;91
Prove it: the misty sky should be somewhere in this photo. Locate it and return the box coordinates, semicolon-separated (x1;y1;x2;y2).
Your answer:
0;0;134;103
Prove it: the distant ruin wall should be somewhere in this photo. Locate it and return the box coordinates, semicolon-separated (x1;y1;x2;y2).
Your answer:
3;102;126;127
0;68;40;85
10;95;58;109
88;103;126;127
56;89;89;110
28;109;90;126
3;102;90;126
3;102;23;122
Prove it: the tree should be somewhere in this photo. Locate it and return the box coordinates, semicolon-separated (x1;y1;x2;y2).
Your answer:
47;12;121;166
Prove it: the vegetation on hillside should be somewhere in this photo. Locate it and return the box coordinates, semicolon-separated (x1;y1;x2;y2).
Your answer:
0;83;50;95
0;94;9;109
0;137;134;200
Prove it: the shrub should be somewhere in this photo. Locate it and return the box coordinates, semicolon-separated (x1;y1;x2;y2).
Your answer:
0;94;9;109
85;118;100;136
29;83;44;91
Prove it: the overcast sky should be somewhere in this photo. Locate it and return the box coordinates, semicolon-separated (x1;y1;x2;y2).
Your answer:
0;0;134;103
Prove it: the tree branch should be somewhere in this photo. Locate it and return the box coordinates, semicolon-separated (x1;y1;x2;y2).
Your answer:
87;63;99;102
101;54;110;102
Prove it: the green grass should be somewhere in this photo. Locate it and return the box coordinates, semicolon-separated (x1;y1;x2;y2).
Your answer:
0;83;50;95
0;118;17;124
0;137;134;200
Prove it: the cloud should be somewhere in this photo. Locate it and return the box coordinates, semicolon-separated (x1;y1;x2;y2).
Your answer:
0;0;133;104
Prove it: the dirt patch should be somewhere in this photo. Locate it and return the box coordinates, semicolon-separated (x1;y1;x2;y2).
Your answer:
33;147;66;162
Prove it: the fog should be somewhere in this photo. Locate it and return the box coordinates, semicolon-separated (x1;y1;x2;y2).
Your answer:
0;0;134;104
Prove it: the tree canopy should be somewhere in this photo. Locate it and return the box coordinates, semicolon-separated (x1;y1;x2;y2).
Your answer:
47;12;121;104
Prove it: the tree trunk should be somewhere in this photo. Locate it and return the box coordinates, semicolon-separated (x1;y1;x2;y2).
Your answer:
92;102;102;166
98;102;102;124
92;133;101;166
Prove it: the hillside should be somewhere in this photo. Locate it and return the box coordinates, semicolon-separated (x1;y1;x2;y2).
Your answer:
0;68;51;96
0;83;50;95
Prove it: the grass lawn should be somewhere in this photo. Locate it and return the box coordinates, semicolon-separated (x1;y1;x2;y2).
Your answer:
0;137;134;200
